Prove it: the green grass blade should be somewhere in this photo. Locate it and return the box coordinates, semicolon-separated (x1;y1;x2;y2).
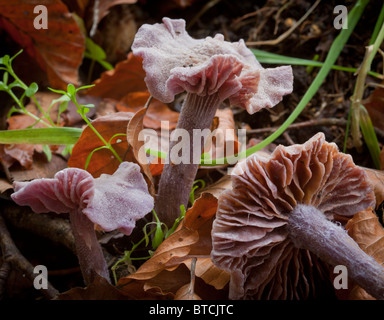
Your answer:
252;49;381;78
200;0;369;166
359;104;381;169
0;127;82;145
369;2;384;45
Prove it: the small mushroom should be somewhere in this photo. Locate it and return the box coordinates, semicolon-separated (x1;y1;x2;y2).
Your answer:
11;162;154;285
211;133;384;300
132;17;293;227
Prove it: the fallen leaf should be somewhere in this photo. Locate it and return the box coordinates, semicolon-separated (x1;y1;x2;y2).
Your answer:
183;257;230;290
0;114;45;169
203;108;240;161
68;112;135;177
86;52;146;100
56;274;128;300
346;208;384;300
0;0;85;89
117;192;228;299
127;107;155;195
174;283;201;300
362;167;384;207
363;86;384;132
119;91;179;130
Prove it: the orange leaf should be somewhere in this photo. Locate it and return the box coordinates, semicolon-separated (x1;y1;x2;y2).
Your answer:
86;53;146;100
0;0;85;89
127;107;155;195
121;193;218;282
119;91;179;130
183;257;230;290
363;86;384;132
363;167;384;207
183;193;218;230
346;208;384;300
68;112;135;177
174;283;201;300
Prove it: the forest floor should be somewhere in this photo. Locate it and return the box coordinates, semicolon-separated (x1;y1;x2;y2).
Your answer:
0;0;384;301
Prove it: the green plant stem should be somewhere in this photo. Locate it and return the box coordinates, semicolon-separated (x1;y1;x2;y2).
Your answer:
6;67;55;127
111;227;157;284
7;89;52;127
351;18;384;150
70;96;123;163
200;0;369;166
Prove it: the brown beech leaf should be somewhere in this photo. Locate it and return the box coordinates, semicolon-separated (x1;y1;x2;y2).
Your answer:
363;86;384;131
68;112;135;177
86;53;146;100
0;114;45;169
127;107;155;195
362;167;384;207
119;91;179;130
183;257;230;290
121;193;218;282
0;0;85;89
203;108;240;161
57;274;128;300
346;208;384;300
174;283;201;300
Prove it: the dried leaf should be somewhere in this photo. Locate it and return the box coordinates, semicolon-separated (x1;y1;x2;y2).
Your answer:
68;112;135;177
363;167;384;207
127;107;155;195
346;208;384;300
0;0;85;89
363;86;384;132
203;108;240;161
86;53;146;100
119;91;179;130
56;274;128;300
174;283;201;300
120;193;218;282
183;257;230;290
1;114;45;169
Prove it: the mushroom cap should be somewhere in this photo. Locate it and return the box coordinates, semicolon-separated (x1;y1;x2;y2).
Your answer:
11;162;154;236
132;17;293;114
211;133;375;299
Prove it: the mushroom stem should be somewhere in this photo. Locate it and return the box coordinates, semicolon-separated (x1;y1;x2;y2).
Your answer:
69;210;110;285
155;92;221;227
288;204;384;300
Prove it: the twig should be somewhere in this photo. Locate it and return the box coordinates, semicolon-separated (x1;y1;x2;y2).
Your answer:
246;117;384;140
2;201;76;254
246;0;321;46
0;213;59;299
0;261;11;299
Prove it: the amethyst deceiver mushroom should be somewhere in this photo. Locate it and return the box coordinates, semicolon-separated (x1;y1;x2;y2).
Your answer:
11;162;154;285
132;17;293;227
211;133;384;300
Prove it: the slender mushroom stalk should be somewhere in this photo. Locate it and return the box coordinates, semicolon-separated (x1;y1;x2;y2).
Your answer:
289;205;384;300
131;17;293;227
11;162;154;285
212;133;382;300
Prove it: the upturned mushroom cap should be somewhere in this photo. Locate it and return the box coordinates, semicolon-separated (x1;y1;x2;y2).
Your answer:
11;161;154;236
132;17;293;114
211;133;375;299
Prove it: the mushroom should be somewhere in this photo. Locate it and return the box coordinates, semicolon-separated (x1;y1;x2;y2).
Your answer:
211;133;384;300
11;162;154;285
131;17;293;227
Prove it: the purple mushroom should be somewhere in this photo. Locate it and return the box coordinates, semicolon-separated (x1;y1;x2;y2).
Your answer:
11;161;154;285
132;17;293;227
211;133;384;300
